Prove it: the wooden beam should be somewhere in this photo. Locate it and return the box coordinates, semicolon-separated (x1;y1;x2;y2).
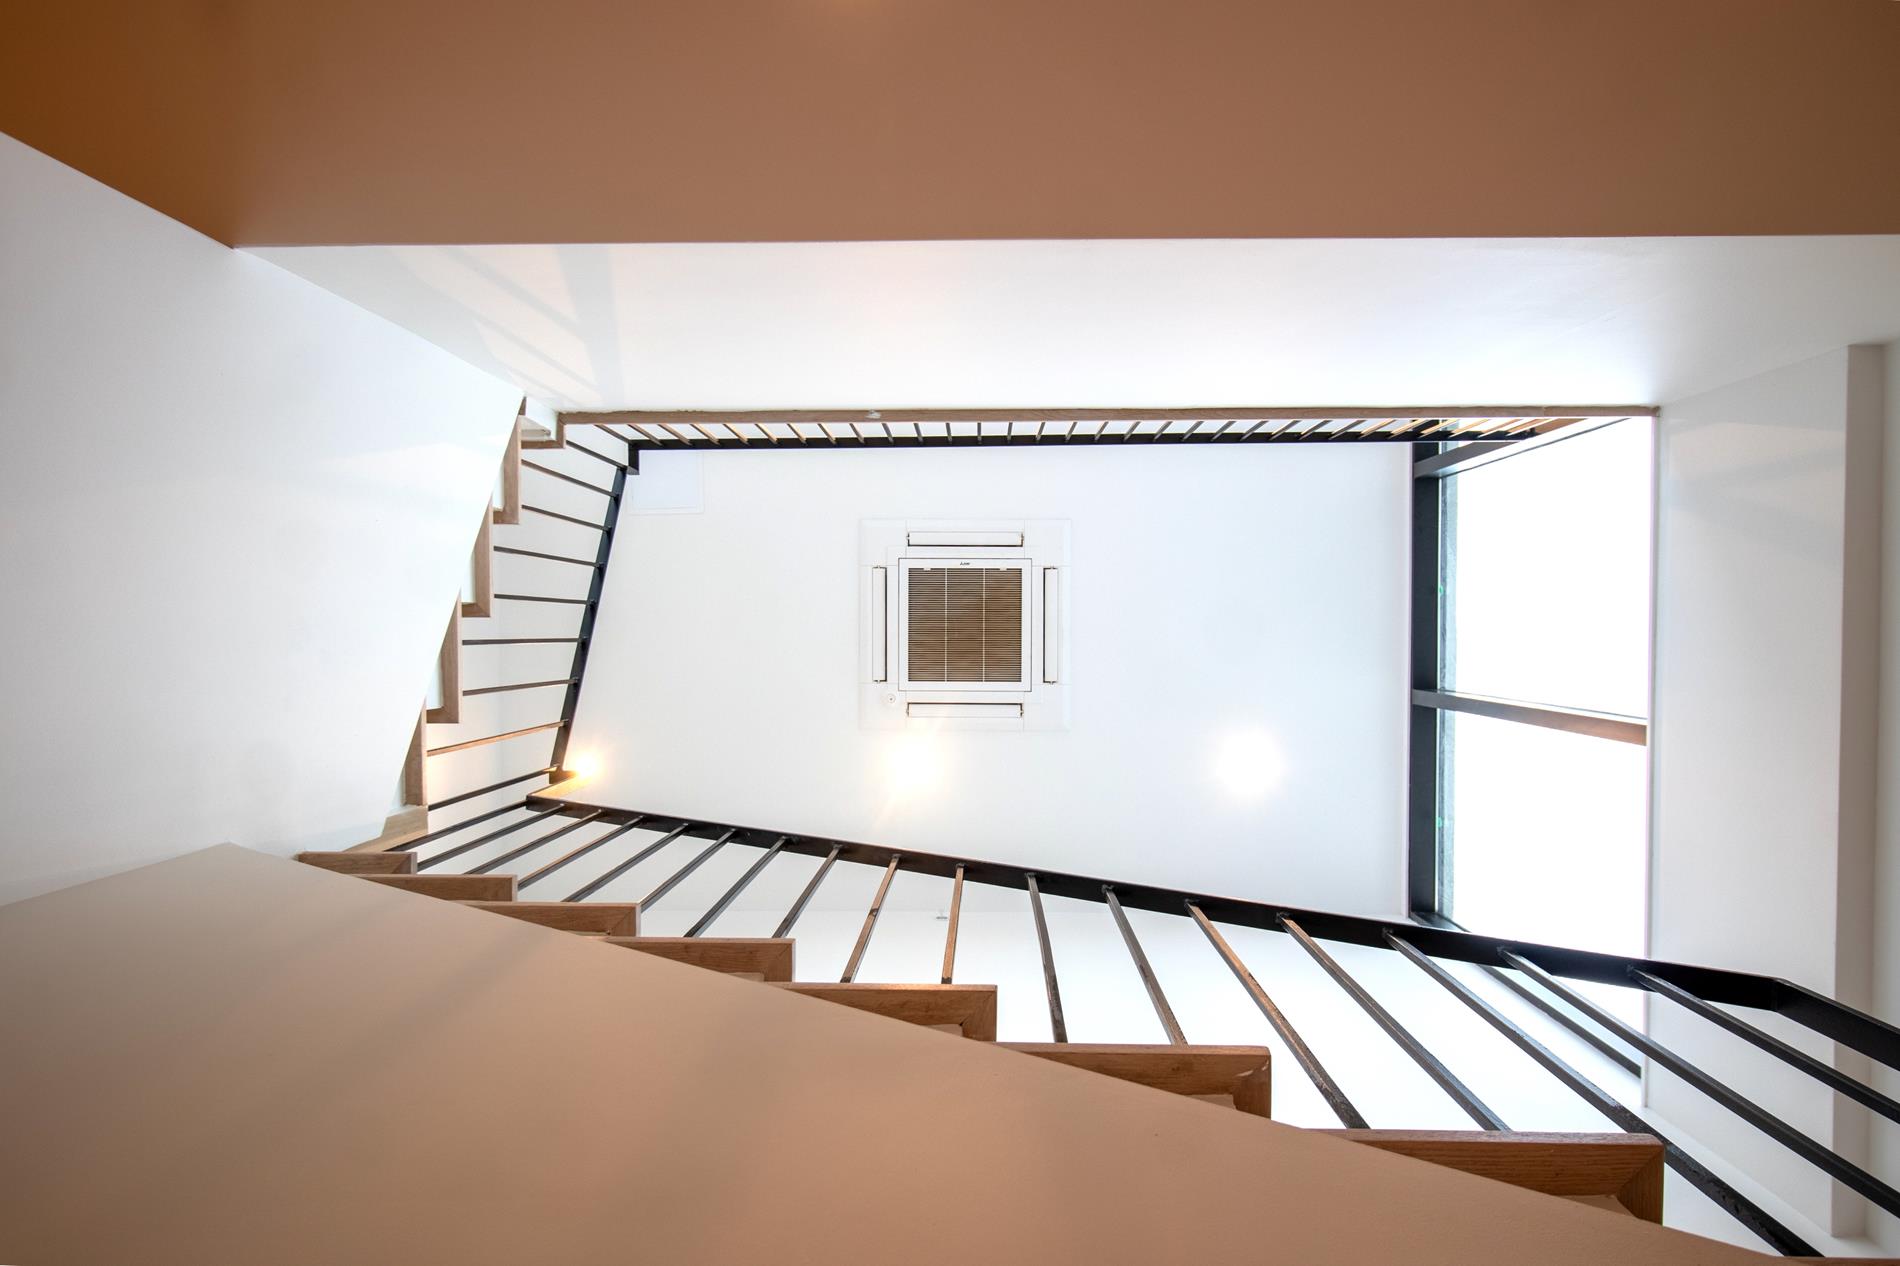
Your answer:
461;515;493;619
1002;1043;1272;1116
424;605;461;725
364;873;517;901
296;850;417;876
774;982;998;1040
602;937;795;982
1319;1131;1666;1222
462;901;639;936
493;417;522;525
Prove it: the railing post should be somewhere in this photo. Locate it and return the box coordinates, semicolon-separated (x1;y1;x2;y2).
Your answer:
687;837;786;937
841;857;899;983
1187;903;1367;1128
1104;886;1185;1044
641;829;736;910
1026;874;1068;1043
940;865;965;984
1280;915;1506;1130
564;823;690;902
773;846;841;938
1386;932;1816;1256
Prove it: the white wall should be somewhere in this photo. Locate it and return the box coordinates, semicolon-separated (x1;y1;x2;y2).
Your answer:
1872;342;1900;1254
567;443;1409;916
256;237;1900;411
1650;346;1886;1241
0;134;521;905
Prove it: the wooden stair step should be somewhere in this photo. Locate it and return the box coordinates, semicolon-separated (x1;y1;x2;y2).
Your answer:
1001;1043;1272;1116
601;937;794;982
296;850;416;876
364;873;516;901
460;901;639;937
772;983;997;1040
1317;1130;1666;1222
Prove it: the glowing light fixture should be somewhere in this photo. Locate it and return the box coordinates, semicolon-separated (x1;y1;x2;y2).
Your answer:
1211;728;1285;802
879;733;941;800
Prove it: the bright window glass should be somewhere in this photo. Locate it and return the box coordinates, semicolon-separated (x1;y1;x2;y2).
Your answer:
1445;420;1653;717
1442;712;1648;957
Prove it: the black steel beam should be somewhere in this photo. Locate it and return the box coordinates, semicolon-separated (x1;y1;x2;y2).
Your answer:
470;810;605;875
686;837;786;937
564;823;688;903
521;504;606;531
549;453;628;774
641;829;736;910
1281;916;1506;1130
1502;952;1900;1217
522;459;617;498
493;545;602;568
1105;886;1186;1044
1413;911;1641;1077
518;817;646;890
1027;874;1068;1043
415;804;564;870
1187;903;1368;1128
1632;969;1900;1126
1407;459;1444;915
528;798;1900;1071
773;845;840;938
1388;934;1815;1257
426;768;555;811
402;798;525;845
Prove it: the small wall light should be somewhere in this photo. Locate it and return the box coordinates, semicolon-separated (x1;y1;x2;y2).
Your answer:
1211;728;1286;803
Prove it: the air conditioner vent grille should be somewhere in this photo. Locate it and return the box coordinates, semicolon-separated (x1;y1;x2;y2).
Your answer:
906;566;1023;684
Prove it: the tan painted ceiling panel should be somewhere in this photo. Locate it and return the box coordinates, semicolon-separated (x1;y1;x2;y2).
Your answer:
5;0;1900;246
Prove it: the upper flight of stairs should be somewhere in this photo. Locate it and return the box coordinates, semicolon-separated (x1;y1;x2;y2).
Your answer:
366;412;632;850
294;847;1668;1223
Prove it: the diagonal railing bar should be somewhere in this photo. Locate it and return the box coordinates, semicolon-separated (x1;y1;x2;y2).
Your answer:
526;798;1900;1072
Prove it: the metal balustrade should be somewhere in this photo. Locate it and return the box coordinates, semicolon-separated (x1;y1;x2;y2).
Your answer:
555;408;1654;450
419;430;632;807
391;795;1900;1257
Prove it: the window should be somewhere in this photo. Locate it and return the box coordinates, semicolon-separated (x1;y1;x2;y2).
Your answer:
1412;418;1653;963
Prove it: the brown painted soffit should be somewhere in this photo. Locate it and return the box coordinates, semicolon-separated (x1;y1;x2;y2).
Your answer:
4;0;1900;247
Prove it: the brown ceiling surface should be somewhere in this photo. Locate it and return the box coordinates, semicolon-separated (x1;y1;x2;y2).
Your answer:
5;0;1900;246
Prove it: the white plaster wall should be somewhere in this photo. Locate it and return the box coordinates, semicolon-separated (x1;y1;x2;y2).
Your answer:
1872;341;1900;1254
566;443;1410;916
0;134;521;904
1650;347;1885;1241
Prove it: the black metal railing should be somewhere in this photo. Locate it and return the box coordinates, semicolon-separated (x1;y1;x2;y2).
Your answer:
556;409;1655;451
417;428;634;813
390;795;1899;1257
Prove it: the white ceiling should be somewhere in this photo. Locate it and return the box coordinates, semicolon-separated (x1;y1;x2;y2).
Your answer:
253;237;1900;412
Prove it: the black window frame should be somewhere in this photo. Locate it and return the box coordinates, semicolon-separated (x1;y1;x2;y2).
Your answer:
1405;424;1652;921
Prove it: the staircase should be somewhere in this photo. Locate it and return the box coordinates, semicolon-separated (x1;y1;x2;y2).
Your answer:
310;799;1900;1259
309;411;1900;1259
366;412;640;847
297;844;1674;1225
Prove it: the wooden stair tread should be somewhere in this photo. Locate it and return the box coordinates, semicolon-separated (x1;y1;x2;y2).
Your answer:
460;901;639;937
296;851;416;876
772;982;997;1041
1003;1043;1272;1116
601;937;794;982
1318;1130;1666;1222
364;873;516;901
